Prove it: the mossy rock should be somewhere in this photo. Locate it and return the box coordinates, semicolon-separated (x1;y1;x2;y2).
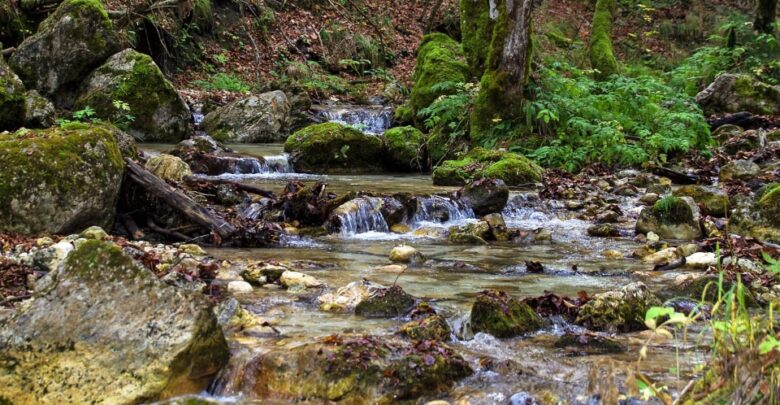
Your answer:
674;185;729;217
425;126;469;165
589;0;619;80
76;49;191;142
470;289;544;338
449;220;491;244
554;333;626;355
0;240;229;403
392;103;414;126
432;147;543;186
23;90;56;128
409;33;469;113
284;122;384;174
729;186;780;244
9;0;120;98
383;126;425;171
757;183;780;227
355;285;416;318
695;74;780;116
400;313;452;341
0;124;124;235
635;196;702;240
0;56;26;131
575;282;661;333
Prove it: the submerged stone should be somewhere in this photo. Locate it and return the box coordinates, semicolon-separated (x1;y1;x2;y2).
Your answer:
470;289;544;338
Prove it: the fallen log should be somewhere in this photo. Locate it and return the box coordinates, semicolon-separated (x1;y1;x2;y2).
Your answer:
182;176;276;199
651;166;699;185
125;158;237;240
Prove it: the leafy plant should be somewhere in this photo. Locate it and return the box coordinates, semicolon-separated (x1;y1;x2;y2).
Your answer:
57;106;97;127
111;99;135;130
194;73;251;93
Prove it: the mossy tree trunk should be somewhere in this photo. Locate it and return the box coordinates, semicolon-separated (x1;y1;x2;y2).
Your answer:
460;0;495;78
754;0;777;34
589;0;619;80
469;0;535;143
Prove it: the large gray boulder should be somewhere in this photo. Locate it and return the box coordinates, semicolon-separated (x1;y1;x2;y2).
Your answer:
9;0;120;100
75;49;191;143
0;55;26;131
0;125;124;235
0;240;229;404
695;74;780;116
636;196;702;240
203;90;291;143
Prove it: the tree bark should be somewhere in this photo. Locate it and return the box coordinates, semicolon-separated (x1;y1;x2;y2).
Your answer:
754;0;778;34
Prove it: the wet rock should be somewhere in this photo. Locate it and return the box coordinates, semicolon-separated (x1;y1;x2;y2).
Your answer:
9;0;120;99
729;185;780;243
639;193;660;205
509;392;540;405
0;240;229;403
389;245;424;265
160;270;207;293
0;125;124;235
285;122;384;173
720;130;760;155
695;74;780;116
145;153;193;182
319;280;385;313
647;183;672;195
384;126;425;171
178;243;207;256
280;270;325;290
22;90;56;128
642;247;679;265
75;49;191;142
674;185;729;217
433;147;543;187
575;282;661;333
636;196;702;240
412;226;449;239
449;221;491;244
227;280;253;294
719;159;760;182
250;334;472;402
215;297;259;331
461;178;509;216
554;332;626;355
203;91;291;143
587;223;620;237
355;285;416;318
596;210;620;223
685;252;717;269
391;223;411;234
677;243;699;258
400;313;452;341
0;56;26;131
470;289;544;338
80;226;109;241
379;196;408;226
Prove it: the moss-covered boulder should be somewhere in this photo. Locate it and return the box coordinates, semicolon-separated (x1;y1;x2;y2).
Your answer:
355;285;416;318
757;184;780;226
250;334;471;402
695;74;780;116
284;122;384;173
383;126;425;171
0;124;124;235
589;0;619;80
575;282;661;333
9;0;120;99
433;147;543;186
719;159;760;182
75;49;191;142
635;196;702;240
673;185;729;217
0;240;229;403
409;33;469;113
203;91;291;143
449;220;491;244
0;55;26;131
470;289;544;338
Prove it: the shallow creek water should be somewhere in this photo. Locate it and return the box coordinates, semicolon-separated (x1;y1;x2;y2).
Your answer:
141;141;712;404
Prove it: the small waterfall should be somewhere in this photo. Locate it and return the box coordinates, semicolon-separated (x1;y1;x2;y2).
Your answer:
332;197;389;235
410;195;474;224
263;153;292;173
502;194;552;224
314;104;393;135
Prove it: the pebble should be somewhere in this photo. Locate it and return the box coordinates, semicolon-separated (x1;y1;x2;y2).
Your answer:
280;270;326;289
389;245;424;264
227;280;253;294
685;252;717;269
646;232;660;243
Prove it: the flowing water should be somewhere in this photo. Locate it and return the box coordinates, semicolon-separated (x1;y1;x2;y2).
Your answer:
139;114;712;404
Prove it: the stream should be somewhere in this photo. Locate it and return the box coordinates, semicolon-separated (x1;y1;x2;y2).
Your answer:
143;105;712;404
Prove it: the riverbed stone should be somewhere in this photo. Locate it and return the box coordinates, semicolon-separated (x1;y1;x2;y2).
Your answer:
318;280;385;312
249;334;472;402
462;178;509;216
449;221;491;244
203;91;291;143
75;49;191;142
285;122;384;173
400;311;452;341
470;289;544;338
389;245;424;265
575;282;661;333
227;280;254;294
280;270;326;290
673;185;729;217
719;159;760;182
554;332;626;355
636;196;702;240
0;240;229;403
642;247;679;265
0;125;124;235
384;126;425;171
685;252;717;269
355;285;416;318
587;223;620;237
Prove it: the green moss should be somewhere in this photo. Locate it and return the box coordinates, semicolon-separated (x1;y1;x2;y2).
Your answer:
459;0;493;77
63;240;145;282
732;75;780;115
673;185;729;217
432;147;542;186
38;0;113;47
400;314;451;341
588;0;619;80
469;289;544;338
653;196;693;225
758;183;780;226
383;126;424;171
409;33;469;113
483;156;543;185
355;286;416;318
392;103;414;125
284;122;384;173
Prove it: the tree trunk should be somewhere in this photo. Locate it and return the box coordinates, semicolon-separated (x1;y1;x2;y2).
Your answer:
754;0;777;34
589;0;619;80
470;0;535;142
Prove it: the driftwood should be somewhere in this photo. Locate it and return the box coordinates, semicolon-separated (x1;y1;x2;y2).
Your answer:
651;166;699;185
708;112;754;129
182;176;276;199
125;158;237;239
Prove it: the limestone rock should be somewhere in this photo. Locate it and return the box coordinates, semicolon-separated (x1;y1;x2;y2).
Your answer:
355;285;416;318
636;196;702;240
0;56;26;130
462;178;509;216
389;245;424;265
23;90;56;128
203;91;291;143
470;289;544;338
145;154;193;182
674;185;729;217
280;270;326;290
695;74;780;116
719;159;760;182
318;280;385;312
575;282;661;333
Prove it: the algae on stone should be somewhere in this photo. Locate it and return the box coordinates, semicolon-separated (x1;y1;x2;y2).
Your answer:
433;147;543;186
383;126;425;171
284;122;385;173
470;289;544;338
409;33;469;114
